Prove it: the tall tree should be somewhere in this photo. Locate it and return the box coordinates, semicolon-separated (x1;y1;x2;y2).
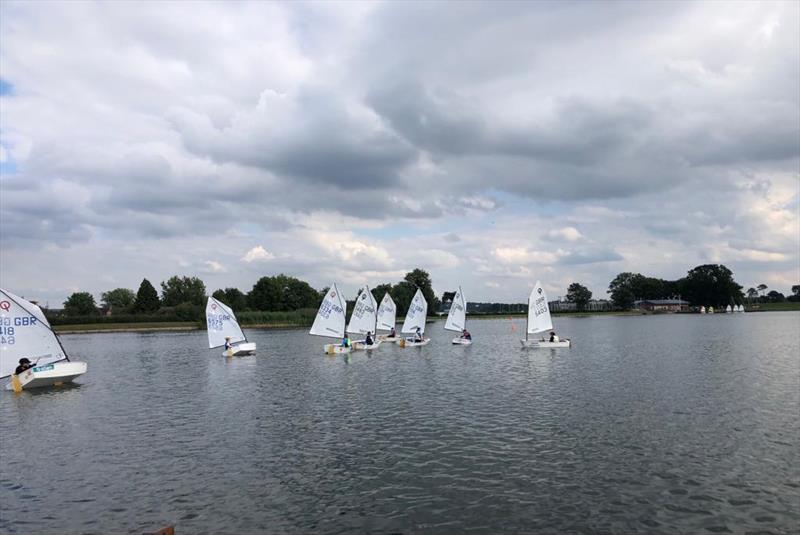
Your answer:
403;268;439;315
160;276;206;306
766;290;785;303
371;283;393;304
212;287;248;311
63;292;98;316
248;275;319;311
681;264;743;306
101;288;136;312
566;283;592;311
746;287;758;302
757;284;768;297
133;279;160;313
607;272;645;309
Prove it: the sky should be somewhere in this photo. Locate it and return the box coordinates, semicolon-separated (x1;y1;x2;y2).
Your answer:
1;0;798;306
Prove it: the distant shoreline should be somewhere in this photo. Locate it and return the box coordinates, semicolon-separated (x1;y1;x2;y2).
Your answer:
53;306;798;334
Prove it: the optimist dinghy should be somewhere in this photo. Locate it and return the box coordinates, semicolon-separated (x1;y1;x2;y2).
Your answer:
520;281;571;349
445;286;472;345
206;297;255;357
310;283;352;355
398;288;430;347
347;285;381;351
376;293;399;342
1;289;88;392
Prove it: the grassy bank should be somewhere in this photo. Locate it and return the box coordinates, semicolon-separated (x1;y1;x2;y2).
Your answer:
749;302;800;312
55;322;200;333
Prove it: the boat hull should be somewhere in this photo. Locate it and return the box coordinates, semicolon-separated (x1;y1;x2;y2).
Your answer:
520;339;571;348
378;335;399;342
352;340;382;351
452;337;472;345
10;361;88;391
223;342;257;357
398;338;430;348
324;344;352;355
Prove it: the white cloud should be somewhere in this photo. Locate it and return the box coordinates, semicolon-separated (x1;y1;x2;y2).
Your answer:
241;246;275;263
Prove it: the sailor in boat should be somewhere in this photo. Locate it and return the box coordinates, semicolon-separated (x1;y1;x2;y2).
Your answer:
414;327;423;343
549;331;559;343
341;335;351;348
15;358;33;375
461;329;472;341
389;327;397;338
365;332;374;346
224;337;233;351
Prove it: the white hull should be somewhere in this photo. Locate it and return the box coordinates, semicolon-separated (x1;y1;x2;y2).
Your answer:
9;361;88;391
452;337;473;345
520;339;571;348
398;338;430;348
222;342;257;357
378;335;399;342
352;340;382;351
324;344;353;355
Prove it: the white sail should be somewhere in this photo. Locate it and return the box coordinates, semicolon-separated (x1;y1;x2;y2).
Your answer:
726;304;732;313
401;288;428;334
376;293;396;331
527;281;553;334
310;283;347;339
444;286;467;332
0;289;68;379
347;285;378;335
206;297;247;349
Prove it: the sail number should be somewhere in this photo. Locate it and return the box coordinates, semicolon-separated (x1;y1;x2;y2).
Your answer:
1;317;37;326
207;314;230;331
0;326;15;345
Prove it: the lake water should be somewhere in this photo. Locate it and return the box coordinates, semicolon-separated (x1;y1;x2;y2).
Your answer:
1;312;798;534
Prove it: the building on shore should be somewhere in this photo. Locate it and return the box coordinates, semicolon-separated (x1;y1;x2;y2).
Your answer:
548;299;613;312
635;299;690;312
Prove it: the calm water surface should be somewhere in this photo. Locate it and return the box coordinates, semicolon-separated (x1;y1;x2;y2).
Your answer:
1;312;798;534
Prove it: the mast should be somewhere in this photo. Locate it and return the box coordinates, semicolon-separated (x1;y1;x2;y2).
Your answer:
525;289;530;341
460;286;465;330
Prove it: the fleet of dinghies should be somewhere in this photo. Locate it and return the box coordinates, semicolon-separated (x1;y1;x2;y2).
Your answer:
206;296;256;357
1;289;88;392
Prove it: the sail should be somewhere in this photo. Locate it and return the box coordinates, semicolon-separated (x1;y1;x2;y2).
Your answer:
376;293;396;331
401;288;428;334
347;285;378;335
0;289;68;379
444;286;467;332
527;281;553;334
726;305;732;313
206;297;246;348
309;283;347;338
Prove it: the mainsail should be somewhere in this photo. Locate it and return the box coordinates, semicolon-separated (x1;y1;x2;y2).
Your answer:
444;286;467;332
401;288;428;334
527;281;553;335
310;283;347;339
376;293;396;331
206;297;247;349
347;285;378;335
0;289;69;379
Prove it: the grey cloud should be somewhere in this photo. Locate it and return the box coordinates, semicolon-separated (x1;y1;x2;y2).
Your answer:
558;247;624;265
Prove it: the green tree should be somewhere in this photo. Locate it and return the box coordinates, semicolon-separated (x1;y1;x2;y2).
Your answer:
566;282;592;311
746;287;758;302
757;284;768;298
607;272;644;309
391;281;416;316
371;283;393;305
789;285;800;303
101;288;135;312
212;287;248;311
681;264;743;307
402;268;439;315
63;292;98;316
766;290;785;303
161;276;206;306
133;278;160;313
248;275;320;311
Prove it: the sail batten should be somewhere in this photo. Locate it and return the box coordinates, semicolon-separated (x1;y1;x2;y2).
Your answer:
310;283;347;339
0;289;69;379
527;281;553;334
401;288;428;334
444;287;467;332
206;297;247;349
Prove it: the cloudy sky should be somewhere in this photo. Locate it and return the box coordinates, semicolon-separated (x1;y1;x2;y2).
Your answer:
1;1;798;306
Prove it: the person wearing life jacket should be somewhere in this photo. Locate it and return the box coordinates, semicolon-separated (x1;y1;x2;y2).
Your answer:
414;327;423;342
462;329;472;341
341;336;350;348
15;357;33;375
389;327;397;337
224;337;233;351
365;332;374;346
549;331;559;343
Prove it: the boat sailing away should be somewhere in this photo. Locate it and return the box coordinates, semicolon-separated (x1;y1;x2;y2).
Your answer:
347;285;381;350
376;293;398;341
520;281;571;348
310;283;351;355
1;289;88;392
445;286;471;345
399;288;430;347
206;296;256;357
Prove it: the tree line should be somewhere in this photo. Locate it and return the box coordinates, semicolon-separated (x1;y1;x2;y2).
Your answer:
57;268;441;320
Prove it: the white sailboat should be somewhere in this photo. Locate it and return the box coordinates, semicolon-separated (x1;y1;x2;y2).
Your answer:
376;293;398;341
310;283;351;355
726;304;733;314
347;285;381;350
206;297;256;357
739;304;746;313
445;286;471;345
398;288;430;347
520;281;570;348
700;306;706;314
1;289;88;392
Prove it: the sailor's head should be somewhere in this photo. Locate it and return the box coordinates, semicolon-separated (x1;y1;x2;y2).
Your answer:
367;331;372;335
225;336;231;340
550;331;555;335
19;357;31;365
